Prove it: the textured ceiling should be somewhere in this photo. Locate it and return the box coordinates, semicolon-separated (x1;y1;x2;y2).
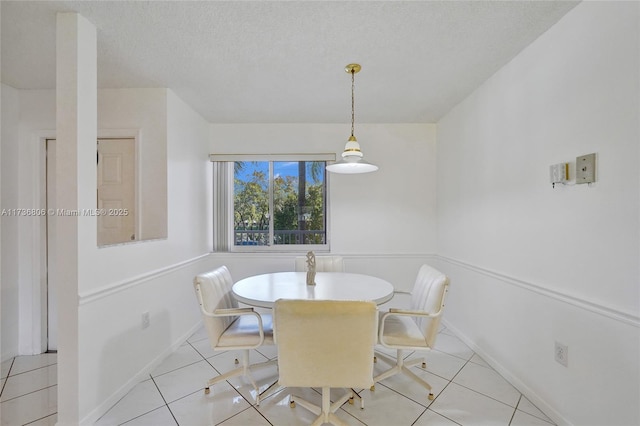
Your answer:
1;1;579;123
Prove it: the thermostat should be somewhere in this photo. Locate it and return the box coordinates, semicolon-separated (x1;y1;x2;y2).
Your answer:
550;163;568;186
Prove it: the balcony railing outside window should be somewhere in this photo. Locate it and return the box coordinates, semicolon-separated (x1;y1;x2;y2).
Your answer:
234;229;326;246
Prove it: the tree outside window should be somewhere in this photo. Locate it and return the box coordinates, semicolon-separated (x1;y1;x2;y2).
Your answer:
234;161;326;247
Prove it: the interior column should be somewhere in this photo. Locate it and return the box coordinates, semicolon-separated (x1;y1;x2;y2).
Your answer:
55;12;97;425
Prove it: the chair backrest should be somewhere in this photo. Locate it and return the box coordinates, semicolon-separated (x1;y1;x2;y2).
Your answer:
274;299;377;389
294;255;344;272
193;265;239;347
410;264;450;347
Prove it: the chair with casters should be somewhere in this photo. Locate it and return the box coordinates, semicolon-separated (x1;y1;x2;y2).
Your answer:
294;255;344;272
193;265;276;405
274;299;377;426
372;264;450;401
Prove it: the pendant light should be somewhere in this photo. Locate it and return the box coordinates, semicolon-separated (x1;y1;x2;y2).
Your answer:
326;63;378;174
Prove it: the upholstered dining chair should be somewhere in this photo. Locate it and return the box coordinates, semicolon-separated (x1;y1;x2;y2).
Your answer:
294;255;344;272
193;265;276;405
371;264;450;401
274;299;377;426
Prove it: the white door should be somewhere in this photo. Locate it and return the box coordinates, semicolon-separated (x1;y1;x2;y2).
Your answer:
46;139;58;351
45;138;136;350
97;138;136;245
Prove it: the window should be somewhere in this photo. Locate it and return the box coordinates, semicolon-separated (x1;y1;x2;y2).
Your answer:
211;154;334;252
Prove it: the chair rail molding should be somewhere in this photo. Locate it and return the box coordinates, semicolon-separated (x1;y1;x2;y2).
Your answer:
78;253;212;305
435;255;639;327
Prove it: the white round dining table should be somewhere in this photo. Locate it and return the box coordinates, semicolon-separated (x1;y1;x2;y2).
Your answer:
232;271;395;309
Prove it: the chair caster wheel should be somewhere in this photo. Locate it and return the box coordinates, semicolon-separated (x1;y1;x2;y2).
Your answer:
290;400;295;408
373;356;377;363
234;358;239;365
204;387;210;395
349;397;354;405
422;362;427;368
428;393;434;400
370;385;375;391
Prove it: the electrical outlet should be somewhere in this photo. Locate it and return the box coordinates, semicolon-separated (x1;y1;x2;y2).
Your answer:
141;311;150;329
554;341;568;367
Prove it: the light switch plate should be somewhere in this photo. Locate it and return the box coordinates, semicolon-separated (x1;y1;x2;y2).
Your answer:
576;153;596;184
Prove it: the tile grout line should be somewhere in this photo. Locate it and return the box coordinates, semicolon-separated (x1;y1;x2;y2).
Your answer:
94;373;167;426
4;362;57;379
447;356;527;409
448;379;521;411
0;357;15;398
405;362;463;426
515;395;557;425
159;341;209;426
425;356;474;421
508;394;523;425
408;406;430;426
149;374;180;426
162;341;250;426
337;402;369;426
0;383;58;404
213;405;274;426
384;349;470;409
23;412;58;425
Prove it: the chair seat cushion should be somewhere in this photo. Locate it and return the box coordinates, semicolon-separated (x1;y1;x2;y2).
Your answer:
379;312;427;348
218;313;274;348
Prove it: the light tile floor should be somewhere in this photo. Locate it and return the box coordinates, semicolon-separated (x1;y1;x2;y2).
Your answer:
0;326;556;425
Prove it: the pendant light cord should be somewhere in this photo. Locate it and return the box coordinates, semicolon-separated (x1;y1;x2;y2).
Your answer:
351;69;355;138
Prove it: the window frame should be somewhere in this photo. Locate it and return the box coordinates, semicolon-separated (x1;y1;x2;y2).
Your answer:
210;153;335;253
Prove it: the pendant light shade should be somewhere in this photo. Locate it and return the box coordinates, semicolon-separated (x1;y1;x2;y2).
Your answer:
326;64;378;174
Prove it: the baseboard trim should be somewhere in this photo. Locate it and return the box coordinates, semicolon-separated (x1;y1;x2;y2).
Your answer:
435;255;639;327
78;253;212;305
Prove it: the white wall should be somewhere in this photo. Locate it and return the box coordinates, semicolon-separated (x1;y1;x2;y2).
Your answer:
77;89;212;423
436;2;639;425
209;123;438;300
166;90;213;255
12;88;172;358
3;85;212;421
99;89;168;242
210;123;437;264
1;83;20;360
13;88;175;296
